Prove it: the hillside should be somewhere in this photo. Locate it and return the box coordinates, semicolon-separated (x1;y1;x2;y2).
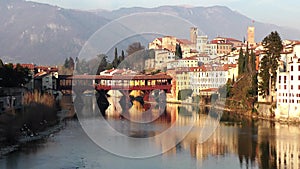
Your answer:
0;0;108;65
1;1;300;65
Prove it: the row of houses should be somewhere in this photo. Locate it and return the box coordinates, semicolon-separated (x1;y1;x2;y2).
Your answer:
146;26;300;119
0;64;59;113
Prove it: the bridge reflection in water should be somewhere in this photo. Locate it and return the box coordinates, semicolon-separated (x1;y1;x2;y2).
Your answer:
1;94;300;169
75;94;300;169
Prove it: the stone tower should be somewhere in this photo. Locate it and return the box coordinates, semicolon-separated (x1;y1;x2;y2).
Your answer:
247;26;255;46
190;27;198;49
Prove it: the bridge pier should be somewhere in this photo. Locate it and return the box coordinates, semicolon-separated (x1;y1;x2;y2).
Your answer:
119;90;133;113
96;89;109;116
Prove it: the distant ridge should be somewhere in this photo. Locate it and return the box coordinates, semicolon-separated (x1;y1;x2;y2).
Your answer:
1;1;300;65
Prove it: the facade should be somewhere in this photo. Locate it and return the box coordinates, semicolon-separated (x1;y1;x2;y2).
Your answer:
168;63;237;99
189;64;237;96
209;39;233;56
276;44;300;118
154;49;176;69
167;56;199;69
196;35;208;53
34;71;58;94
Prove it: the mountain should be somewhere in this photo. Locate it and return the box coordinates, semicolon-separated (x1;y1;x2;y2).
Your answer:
1;1;300;65
94;5;300;42
0;0;108;65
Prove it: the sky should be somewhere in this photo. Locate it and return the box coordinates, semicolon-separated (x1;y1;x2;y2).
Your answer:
28;0;300;29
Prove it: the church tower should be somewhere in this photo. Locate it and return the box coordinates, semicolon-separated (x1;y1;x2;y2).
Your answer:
247;26;255;46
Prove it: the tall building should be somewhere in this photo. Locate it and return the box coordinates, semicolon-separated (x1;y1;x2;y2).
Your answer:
247;26;255;46
276;43;300;118
196;35;208;54
190;27;198;44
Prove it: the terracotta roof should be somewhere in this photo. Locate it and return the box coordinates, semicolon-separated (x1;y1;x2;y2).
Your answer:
34;71;48;78
189;64;236;72
177;39;193;45
200;88;218;92
13;64;35;70
70;74;172;80
181;56;198;60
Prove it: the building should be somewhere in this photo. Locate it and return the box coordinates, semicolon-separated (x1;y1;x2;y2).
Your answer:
153;49;176;70
189;64;238;96
275;43;300;119
196;35;208;54
0;88;24;113
247;26;255;47
34;70;58;94
167;56;200;70
190;27;198;49
149;36;195;59
209;38;233;56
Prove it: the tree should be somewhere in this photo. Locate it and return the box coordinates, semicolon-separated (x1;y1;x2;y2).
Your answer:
175;44;183;59
119;50;125;62
258;31;283;100
112;47;119;68
75;58;90;74
258;55;271;98
126;42;145;56
96;54;109;74
244;44;249;72
238;47;244;75
250;49;256;73
0;63;32;87
69;57;75;70
64;58;69;68
0;59;4;68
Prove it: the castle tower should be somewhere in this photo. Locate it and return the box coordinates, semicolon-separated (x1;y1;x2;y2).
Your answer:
190;27;198;49
190;27;198;43
247;26;255;46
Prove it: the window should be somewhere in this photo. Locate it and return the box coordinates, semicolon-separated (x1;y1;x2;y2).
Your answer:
299;85;300;90
291;65;294;71
298;65;300;71
284;76;287;83
284;85;287;89
291;85;293;90
279;76;281;83
291;76;294;81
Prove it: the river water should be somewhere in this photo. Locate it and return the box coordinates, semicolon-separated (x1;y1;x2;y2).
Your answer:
0;95;300;169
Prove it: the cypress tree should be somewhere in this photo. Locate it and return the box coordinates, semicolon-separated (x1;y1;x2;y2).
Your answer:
244;44;249;72
175;44;183;59
112;48;119;68
250;49;256;73
238;47;244;75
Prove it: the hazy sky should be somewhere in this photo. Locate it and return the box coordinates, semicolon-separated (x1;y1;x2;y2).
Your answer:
28;0;300;29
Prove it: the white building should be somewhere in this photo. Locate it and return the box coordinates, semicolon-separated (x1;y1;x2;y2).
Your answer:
189;64;238;96
154;49;176;69
196;35;208;53
167;56;199;69
276;43;300;119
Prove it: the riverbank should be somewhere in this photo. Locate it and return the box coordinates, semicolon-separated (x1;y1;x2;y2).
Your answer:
0;93;75;157
167;97;300;125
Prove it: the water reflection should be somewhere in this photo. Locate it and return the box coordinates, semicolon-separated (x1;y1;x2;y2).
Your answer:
1;96;300;169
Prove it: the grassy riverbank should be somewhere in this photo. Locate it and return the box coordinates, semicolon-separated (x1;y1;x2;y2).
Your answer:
0;91;59;151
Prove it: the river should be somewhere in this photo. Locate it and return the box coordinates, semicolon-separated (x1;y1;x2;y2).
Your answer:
0;95;299;169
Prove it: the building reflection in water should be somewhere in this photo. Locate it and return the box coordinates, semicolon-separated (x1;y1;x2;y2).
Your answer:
78;95;300;168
